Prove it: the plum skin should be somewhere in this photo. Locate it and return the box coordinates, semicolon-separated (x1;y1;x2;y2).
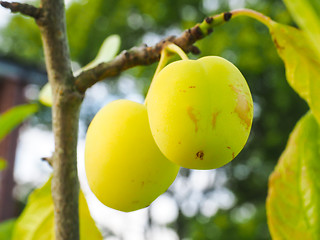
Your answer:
85;100;179;212
146;56;253;170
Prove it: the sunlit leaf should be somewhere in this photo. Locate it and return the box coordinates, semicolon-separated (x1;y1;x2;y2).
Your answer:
0;104;38;142
81;34;121;72
12;177;102;240
282;0;320;59
268;21;320;124
267;112;320;239
0;218;15;240
39;83;53;107
0;157;8;171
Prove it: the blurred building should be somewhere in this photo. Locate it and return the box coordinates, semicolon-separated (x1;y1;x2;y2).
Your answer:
0;56;46;221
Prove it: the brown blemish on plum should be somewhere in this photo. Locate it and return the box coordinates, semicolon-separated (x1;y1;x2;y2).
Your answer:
187;106;200;132
196;151;204;160
211;111;220;129
232;152;235;159
229;84;241;94
273;38;285;50
189;86;196;88
141;181;145;187
179;89;187;93
178;141;181;144
230;84;251;129
229;84;251;129
227;146;231;149
230;84;250;97
235;94;251;129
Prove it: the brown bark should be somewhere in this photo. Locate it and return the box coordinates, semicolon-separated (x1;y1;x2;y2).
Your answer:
74;28;205;93
37;0;83;239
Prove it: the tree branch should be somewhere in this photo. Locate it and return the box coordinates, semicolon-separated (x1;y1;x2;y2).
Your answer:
75;11;234;93
75;28;203;93
38;0;83;239
0;1;42;19
75;9;271;93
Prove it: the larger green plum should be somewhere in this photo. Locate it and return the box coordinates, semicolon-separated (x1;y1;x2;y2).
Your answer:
146;56;253;170
85;100;179;212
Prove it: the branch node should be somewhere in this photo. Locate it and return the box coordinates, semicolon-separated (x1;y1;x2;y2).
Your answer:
189;45;201;55
207;28;214;35
124;50;130;59
205;16;213;24
192;25;204;40
224;12;232;21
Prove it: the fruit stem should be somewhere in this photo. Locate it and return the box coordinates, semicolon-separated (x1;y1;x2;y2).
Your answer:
166;43;189;61
153;46;171;78
145;44;189;105
144;47;169;105
153;44;189;77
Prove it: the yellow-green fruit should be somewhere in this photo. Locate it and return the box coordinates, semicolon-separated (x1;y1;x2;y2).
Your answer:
85;99;179;212
146;56;253;170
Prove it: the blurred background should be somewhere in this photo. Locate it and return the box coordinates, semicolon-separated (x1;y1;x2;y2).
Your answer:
0;0;309;239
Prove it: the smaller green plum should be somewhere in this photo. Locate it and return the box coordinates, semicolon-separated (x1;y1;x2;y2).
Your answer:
85;100;179;212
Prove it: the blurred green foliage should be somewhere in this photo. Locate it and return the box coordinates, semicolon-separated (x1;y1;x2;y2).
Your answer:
0;0;309;239
0;218;15;240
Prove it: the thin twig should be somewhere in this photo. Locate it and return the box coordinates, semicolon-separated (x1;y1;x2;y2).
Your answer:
0;1;42;19
41;157;53;167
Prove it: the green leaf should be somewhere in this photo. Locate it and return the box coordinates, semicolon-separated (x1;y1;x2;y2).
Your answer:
267;112;320;239
282;0;320;60
0;218;16;240
12;177;103;240
39;35;121;107
39;83;53;107
0;157;7;171
0;104;38;142
268;21;320;124
12;178;55;240
81;34;121;72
